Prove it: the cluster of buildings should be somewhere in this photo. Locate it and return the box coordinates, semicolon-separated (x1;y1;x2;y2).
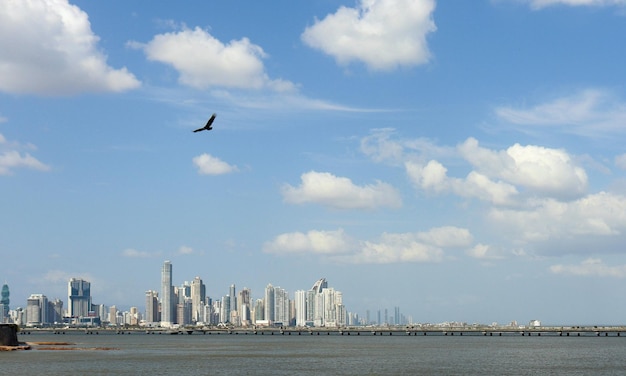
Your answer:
1;261;411;328
150;261;348;328
0;278;127;327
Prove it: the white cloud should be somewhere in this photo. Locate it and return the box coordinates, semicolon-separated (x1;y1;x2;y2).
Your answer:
361;130;626;258
406;160;520;205
193;153;238;175
0;0;140;95
360;128;455;164
550;258;626;278
521;0;626;9
281;171;402;210
0;150;50;175
415;226;474;248
466;243;505;260
121;248;152;258
359;233;444;263
404;138;588;203
406;160;448;192
490;192;626;242
0;133;50;175
265;226;473;264
263;229;355;255
177;246;194;255
336;226;473;263
135;26;295;91
495;89;626;136
458;138;588;199
360;128;407;163
301;0;436;71
368;133;589;205
43;269;94;284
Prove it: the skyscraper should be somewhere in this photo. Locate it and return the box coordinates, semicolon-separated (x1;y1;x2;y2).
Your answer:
26;294;48;325
273;286;289;325
264;284;275;323
294;290;307;327
161;261;173;326
1;283;9;323
109;306;118;325
254;299;264;322
229;284;237;316
190;277;205;323
145;290;159;324
238;288;251;326
220;295;230;324
68;278;91;318
49;299;64;324
311;278;328;293
308;278;345;327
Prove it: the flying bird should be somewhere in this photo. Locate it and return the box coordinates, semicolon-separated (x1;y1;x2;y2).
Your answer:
193;113;216;133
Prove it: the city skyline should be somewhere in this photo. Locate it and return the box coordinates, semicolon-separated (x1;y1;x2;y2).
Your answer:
3;0;626;326
1;261;414;327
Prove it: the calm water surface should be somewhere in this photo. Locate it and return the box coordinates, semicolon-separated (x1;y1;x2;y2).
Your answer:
4;332;626;375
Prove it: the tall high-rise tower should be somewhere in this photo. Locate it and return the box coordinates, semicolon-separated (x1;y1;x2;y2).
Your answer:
273;286;289;324
190;277;205;323
68;278;91;318
161;261;173;326
1;283;9;322
238;288;251;325
264;284;275;323
27;293;48;325
294;290;306;327
311;278;327;293
145;290;159;324
229;284;237;315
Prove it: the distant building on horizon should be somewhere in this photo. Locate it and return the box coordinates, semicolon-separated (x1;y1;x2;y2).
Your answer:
1;283;9;323
49;298;64;324
191;277;205;324
238;287;251;326
145;290;159;324
26;293;48;326
264;284;275;324
68;278;91;319
294;278;346;328
160;260;174;327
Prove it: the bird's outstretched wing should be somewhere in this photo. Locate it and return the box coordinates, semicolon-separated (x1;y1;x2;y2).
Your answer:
205;113;216;128
192;113;217;132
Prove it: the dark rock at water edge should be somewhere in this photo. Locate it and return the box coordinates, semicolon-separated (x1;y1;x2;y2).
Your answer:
0;324;19;346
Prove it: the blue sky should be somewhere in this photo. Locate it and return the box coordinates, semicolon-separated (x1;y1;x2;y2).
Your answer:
2;0;626;325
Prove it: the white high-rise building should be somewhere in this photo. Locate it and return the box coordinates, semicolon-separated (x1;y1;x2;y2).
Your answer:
191;277;205;323
145;290;159;324
307;278;345;327
238;288;251;326
274;287;290;325
160;261;173;327
220;295;230;324
264;284;275;323
294;290;307;327
26;294;48;326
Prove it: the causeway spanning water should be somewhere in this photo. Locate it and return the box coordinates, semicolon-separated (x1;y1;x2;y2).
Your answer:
5;331;626;375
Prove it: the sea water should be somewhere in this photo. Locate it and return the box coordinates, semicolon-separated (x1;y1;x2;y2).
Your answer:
4;332;626;375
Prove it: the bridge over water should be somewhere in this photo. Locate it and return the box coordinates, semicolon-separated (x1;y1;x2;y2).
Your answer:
22;326;626;337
